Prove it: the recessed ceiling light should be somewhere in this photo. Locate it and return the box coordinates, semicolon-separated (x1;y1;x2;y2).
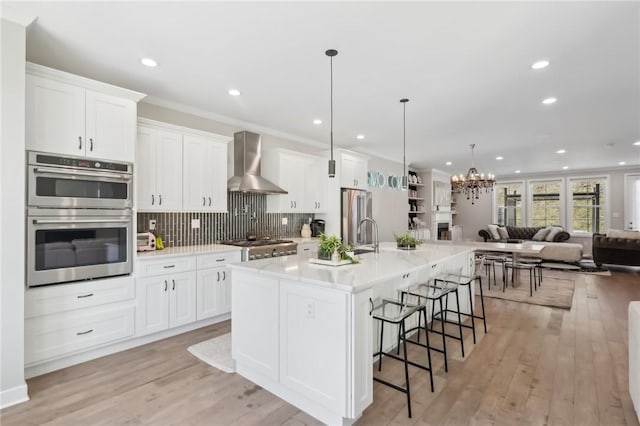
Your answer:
531;60;550;70
140;57;157;67
445;161;452;166
562;166;569;170
634;141;640;146
228;89;241;96
542;97;557;105
619;161;626;166
496;156;504;161
515;170;521;174
556;149;566;154
313;119;322;125
356;134;365;140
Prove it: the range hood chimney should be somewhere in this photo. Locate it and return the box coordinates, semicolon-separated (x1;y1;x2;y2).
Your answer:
227;131;287;194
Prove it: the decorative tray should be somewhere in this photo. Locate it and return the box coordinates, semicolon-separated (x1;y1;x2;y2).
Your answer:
308;258;353;267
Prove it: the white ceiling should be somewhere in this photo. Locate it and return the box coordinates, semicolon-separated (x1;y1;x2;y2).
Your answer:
7;1;640;176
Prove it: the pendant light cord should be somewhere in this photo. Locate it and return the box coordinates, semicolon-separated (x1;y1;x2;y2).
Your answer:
330;54;334;162
403;101;406;179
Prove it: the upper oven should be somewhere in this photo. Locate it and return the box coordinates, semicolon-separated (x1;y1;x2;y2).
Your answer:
27;208;133;287
28;151;133;209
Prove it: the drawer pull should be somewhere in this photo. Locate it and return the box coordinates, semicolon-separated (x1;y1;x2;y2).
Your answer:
77;293;94;298
77;329;93;336
216;258;225;262
163;265;175;269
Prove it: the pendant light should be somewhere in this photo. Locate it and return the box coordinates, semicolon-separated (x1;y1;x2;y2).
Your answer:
326;49;338;177
400;98;409;189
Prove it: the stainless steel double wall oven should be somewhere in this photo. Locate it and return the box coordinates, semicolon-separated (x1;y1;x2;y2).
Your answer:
27;151;134;287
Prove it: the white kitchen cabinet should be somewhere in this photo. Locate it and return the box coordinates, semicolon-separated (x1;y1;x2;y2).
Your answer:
232;271;280;381
136;126;183;211
305;157;328;213
340;151;368;190
26;64;143;162
182;134;228;212
264;150;327;213
136;270;197;336
196;251;241;320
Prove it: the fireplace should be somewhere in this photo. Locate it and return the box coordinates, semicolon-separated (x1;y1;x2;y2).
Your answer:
437;222;450;240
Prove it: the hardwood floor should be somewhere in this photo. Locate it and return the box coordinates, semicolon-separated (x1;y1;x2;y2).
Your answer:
2;267;639;426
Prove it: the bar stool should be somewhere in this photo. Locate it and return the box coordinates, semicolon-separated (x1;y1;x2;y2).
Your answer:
438;273;487;344
481;254;509;291
370;296;434;418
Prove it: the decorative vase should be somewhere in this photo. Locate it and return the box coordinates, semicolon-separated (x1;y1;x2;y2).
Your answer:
331;249;340;263
301;224;311;238
318;250;332;261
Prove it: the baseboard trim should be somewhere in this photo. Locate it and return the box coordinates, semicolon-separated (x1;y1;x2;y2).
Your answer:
0;383;29;410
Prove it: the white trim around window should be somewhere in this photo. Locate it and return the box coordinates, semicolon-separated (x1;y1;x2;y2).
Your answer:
527;177;566;228
565;174;610;236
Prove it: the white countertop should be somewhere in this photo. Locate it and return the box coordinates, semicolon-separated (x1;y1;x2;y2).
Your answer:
136;244;242;259
228;241;474;292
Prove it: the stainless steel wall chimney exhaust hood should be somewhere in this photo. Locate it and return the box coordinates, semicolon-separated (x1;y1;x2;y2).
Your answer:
227;131;287;194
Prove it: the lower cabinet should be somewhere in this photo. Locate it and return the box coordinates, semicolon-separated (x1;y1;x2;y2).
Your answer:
196;266;232;320
136;271;197;336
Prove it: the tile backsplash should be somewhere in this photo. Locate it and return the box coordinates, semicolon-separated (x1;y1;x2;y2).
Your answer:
137;192;314;247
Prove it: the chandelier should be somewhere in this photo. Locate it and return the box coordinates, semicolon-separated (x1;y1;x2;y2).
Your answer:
450;144;495;204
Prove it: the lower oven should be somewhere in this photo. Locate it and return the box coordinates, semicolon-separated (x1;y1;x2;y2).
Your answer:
27;208;133;287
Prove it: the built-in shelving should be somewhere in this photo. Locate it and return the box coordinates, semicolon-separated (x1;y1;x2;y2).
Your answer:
407;170;425;229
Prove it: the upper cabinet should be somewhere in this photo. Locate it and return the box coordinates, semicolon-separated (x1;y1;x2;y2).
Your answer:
182;134;228;212
340;151;368;190
263;150;327;213
26;63;145;162
136;119;230;212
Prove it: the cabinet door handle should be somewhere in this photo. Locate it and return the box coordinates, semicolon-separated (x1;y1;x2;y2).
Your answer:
89;138;94;151
164;280;168;291
208;197;212;206
77;329;93;336
294;201;297;208
78;136;82;150
203;197;206;206
222;271;226;281
159;195;162;205
172;279;176;290
216;271;220;282
77;293;94;299
152;194;155;205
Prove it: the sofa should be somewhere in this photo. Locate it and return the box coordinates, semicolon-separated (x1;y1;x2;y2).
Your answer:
478;225;570;243
592;230;640;267
478;225;581;264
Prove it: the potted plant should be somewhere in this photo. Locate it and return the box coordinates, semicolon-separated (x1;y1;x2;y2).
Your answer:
395;232;422;250
318;233;343;260
317;233;358;263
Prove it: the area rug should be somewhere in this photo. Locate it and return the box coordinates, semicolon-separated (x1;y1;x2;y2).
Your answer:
187;333;235;373
481;275;575;310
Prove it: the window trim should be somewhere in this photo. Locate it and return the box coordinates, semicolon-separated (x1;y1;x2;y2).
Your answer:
492;180;526;226
527;177;566;228
566;174;610;236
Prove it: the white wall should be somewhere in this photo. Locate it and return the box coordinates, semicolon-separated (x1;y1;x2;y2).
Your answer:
0;15;29;408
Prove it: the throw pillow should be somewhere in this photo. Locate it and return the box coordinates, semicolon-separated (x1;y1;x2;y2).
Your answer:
487;224;501;240
532;228;550;241
497;226;509;239
545;226;563;242
608;229;640;240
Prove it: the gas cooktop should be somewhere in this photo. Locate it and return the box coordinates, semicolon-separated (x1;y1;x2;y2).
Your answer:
220;239;294;247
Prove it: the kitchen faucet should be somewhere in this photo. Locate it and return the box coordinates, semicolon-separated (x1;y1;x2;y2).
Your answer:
357;217;379;253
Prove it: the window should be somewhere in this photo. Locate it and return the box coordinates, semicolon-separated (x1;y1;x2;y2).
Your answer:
495;182;523;226
529;180;563;227
568;177;607;233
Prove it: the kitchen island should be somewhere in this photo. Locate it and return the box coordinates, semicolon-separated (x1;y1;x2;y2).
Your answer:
228;242;475;425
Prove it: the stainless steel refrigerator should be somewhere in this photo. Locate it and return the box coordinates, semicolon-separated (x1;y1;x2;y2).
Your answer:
341;189;373;246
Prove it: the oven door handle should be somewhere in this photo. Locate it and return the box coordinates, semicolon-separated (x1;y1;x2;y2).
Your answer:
33;167;132;182
32;218;131;225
